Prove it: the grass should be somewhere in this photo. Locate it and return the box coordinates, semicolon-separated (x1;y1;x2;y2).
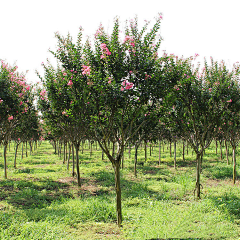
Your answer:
0;140;240;239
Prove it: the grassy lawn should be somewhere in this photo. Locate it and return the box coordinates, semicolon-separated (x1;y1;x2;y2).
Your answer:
0;140;240;239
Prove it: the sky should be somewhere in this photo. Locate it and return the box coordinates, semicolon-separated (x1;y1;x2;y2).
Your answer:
1;0;240;84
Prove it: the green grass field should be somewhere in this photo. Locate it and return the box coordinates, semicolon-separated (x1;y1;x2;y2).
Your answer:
0;140;240;239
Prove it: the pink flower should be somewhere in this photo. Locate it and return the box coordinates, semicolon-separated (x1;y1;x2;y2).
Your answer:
40;89;46;96
82;65;91;75
63;72;67;76
120;87;124;91
0;99;3;104
18;138;20;141
8;116;13;121
227;99;232;102
108;80;111;84
67;80;73;86
20;101;23;106
125;82;134;90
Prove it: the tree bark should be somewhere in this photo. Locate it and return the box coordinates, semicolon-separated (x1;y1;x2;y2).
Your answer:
134;143;138;177
72;143;75;177
195;152;201;199
174;140;176;169
144;140;147;162
225;139;229;165
14;142;20;168
233;145;236;184
4;142;8;179
158;140;161;165
182;140;185;161
113;161;122;227
75;143;81;187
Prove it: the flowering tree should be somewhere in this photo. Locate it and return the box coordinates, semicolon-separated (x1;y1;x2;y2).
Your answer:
0;60;32;178
164;56;240;198
40;14;175;226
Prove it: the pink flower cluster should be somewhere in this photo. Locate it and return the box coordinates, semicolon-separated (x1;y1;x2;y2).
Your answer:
82;65;91;75
67;80;73;86
0;99;3;104
123;35;135;47
8;116;13;121
121;80;134;91
100;43;111;59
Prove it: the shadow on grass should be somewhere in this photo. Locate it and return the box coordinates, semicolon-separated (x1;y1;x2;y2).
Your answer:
209;192;240;219
0;178;73;209
13;168;56;174
203;165;234;179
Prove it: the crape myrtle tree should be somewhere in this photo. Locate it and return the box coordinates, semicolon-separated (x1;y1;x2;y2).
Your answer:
0;60;32;178
219;69;240;184
44;14;175;226
164;56;240;199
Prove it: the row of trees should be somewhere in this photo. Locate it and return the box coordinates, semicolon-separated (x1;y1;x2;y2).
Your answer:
0;60;41;178
1;15;240;227
36;15;240;226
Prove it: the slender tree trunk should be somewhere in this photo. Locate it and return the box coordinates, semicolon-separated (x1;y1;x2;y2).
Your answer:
170;141;172;157
149;142;152;156
25;141;28;157
113;161;122;227
225;139;229;165
220;140;223;161
233;145;236;184
63;141;66;164
162;141;164;152
182;140;185;161
67;142;71;170
144;140;147;162
134;143;138;177
14;143;20;168
75;143;81;187
215;140;218;155
22;142;24;159
158;140;161;165
195;152;201;199
72;143;75;177
174;140;176;169
102;150;104;160
90;141;93;157
4;142;8;179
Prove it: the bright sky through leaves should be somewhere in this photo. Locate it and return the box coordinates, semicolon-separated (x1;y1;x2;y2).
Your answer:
1;0;240;84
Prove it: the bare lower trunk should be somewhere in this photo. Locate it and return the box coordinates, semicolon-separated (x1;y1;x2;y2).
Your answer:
144;141;147;162
4;143;8;179
113;161;122;227
182;141;185;161
75;143;81;187
225;140;229;165
67;142;71;170
134;143;138;177
72;143;75;177
63;141;66;164
158;140;161;165
233;146;236;184
14;143;20;168
170;141;172;157
174;140;176;169
195;153;201;199
25;141;28;157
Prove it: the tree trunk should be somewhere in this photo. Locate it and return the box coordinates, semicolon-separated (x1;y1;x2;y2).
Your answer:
134;143;138;177
144;140;147;162
67;142;71;170
25;141;28;157
182;140;185;161
225;139;229;165
14;142;20;168
233;146;236;184
195;152;201;199
170;141;172;157
21;142;24;159
215;140;218;155
75;143;81;187
4;142;8;179
102;150;104;160
72;143;75;177
158;140;161;165
149;142;152;156
220;140;223;161
63;141;66;164
113;161;122;227
128;143;131;159
174;140;176;169
121;146;124;169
